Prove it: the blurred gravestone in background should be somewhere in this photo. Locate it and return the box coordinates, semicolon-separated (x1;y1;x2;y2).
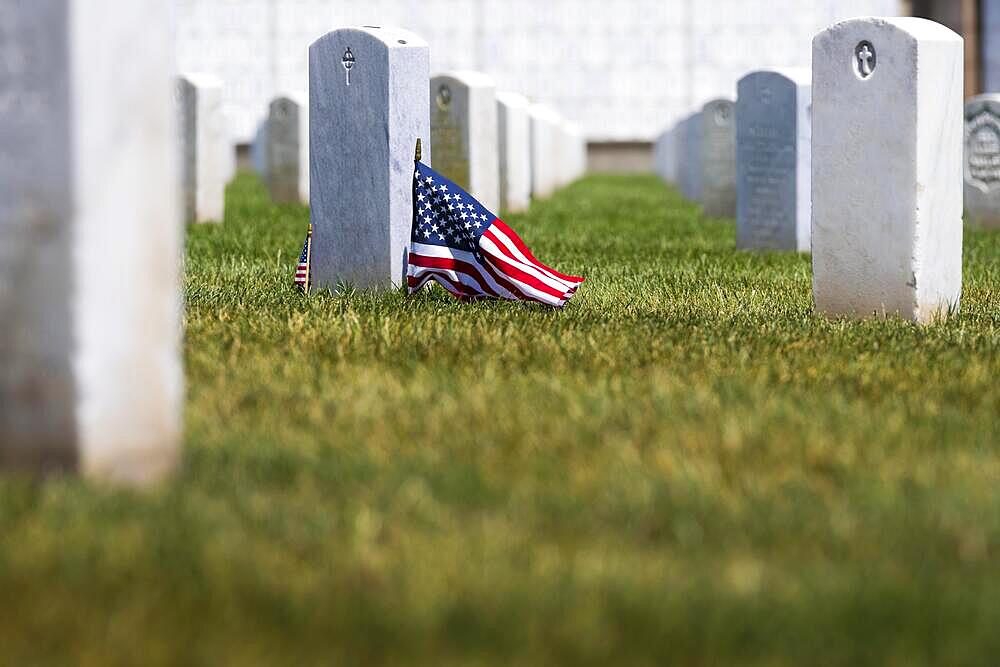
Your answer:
964;94;1000;229
177;73;228;224
431;71;500;213
699;98;736;218
266;93;309;204
496;91;532;213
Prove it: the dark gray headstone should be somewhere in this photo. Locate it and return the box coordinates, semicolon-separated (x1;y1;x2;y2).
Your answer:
736;69;811;251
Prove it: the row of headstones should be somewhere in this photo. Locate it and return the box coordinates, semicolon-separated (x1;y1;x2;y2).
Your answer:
240;76;586;214
655;98;740;223
426;74;586;213
0;14;980;481
654;17;967;326
0;17;585;482
654;75;807;249
656;70;1000;250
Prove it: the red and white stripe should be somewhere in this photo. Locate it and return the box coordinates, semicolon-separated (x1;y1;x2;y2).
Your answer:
408;218;583;307
294;232;311;290
294;265;309;287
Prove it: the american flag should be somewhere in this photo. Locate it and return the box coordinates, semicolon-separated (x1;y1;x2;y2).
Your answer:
407;160;583;306
294;224;312;292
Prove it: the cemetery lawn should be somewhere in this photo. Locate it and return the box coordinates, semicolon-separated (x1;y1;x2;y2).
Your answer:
4;173;1000;666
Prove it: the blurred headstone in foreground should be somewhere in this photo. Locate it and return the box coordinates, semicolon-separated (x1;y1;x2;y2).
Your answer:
0;0;183;483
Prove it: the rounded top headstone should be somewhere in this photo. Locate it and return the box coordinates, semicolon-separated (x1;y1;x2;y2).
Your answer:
813;17;961;89
310;26;429;53
703;98;734;126
814;16;961;50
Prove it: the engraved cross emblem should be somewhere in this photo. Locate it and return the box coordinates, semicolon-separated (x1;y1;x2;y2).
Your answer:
342;47;355;86
856;42;875;79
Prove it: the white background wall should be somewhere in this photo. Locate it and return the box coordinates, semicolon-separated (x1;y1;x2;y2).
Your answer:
175;0;905;143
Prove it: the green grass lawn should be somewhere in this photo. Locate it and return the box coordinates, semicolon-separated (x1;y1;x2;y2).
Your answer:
2;172;1000;665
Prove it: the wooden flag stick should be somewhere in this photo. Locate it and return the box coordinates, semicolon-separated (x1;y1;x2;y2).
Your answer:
414;138;422;162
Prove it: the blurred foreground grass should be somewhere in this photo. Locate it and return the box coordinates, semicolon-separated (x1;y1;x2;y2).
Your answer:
2;173;1000;665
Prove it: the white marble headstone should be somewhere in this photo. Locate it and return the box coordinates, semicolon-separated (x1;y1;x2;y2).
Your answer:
177;73;227;224
309;27;430;291
0;0;182;483
813;17;963;322
563;121;588;183
528;103;561;199
553;121;573;188
964;94;1000;229
736;69;812;251
496;91;532;213
431;71;500;213
700;98;737;218
266;93;309;204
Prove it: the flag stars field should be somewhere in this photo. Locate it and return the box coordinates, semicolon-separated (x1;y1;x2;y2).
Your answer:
407;159;583;305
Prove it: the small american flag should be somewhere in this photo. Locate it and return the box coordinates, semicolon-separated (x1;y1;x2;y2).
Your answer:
294;224;312;292
408;160;583;306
